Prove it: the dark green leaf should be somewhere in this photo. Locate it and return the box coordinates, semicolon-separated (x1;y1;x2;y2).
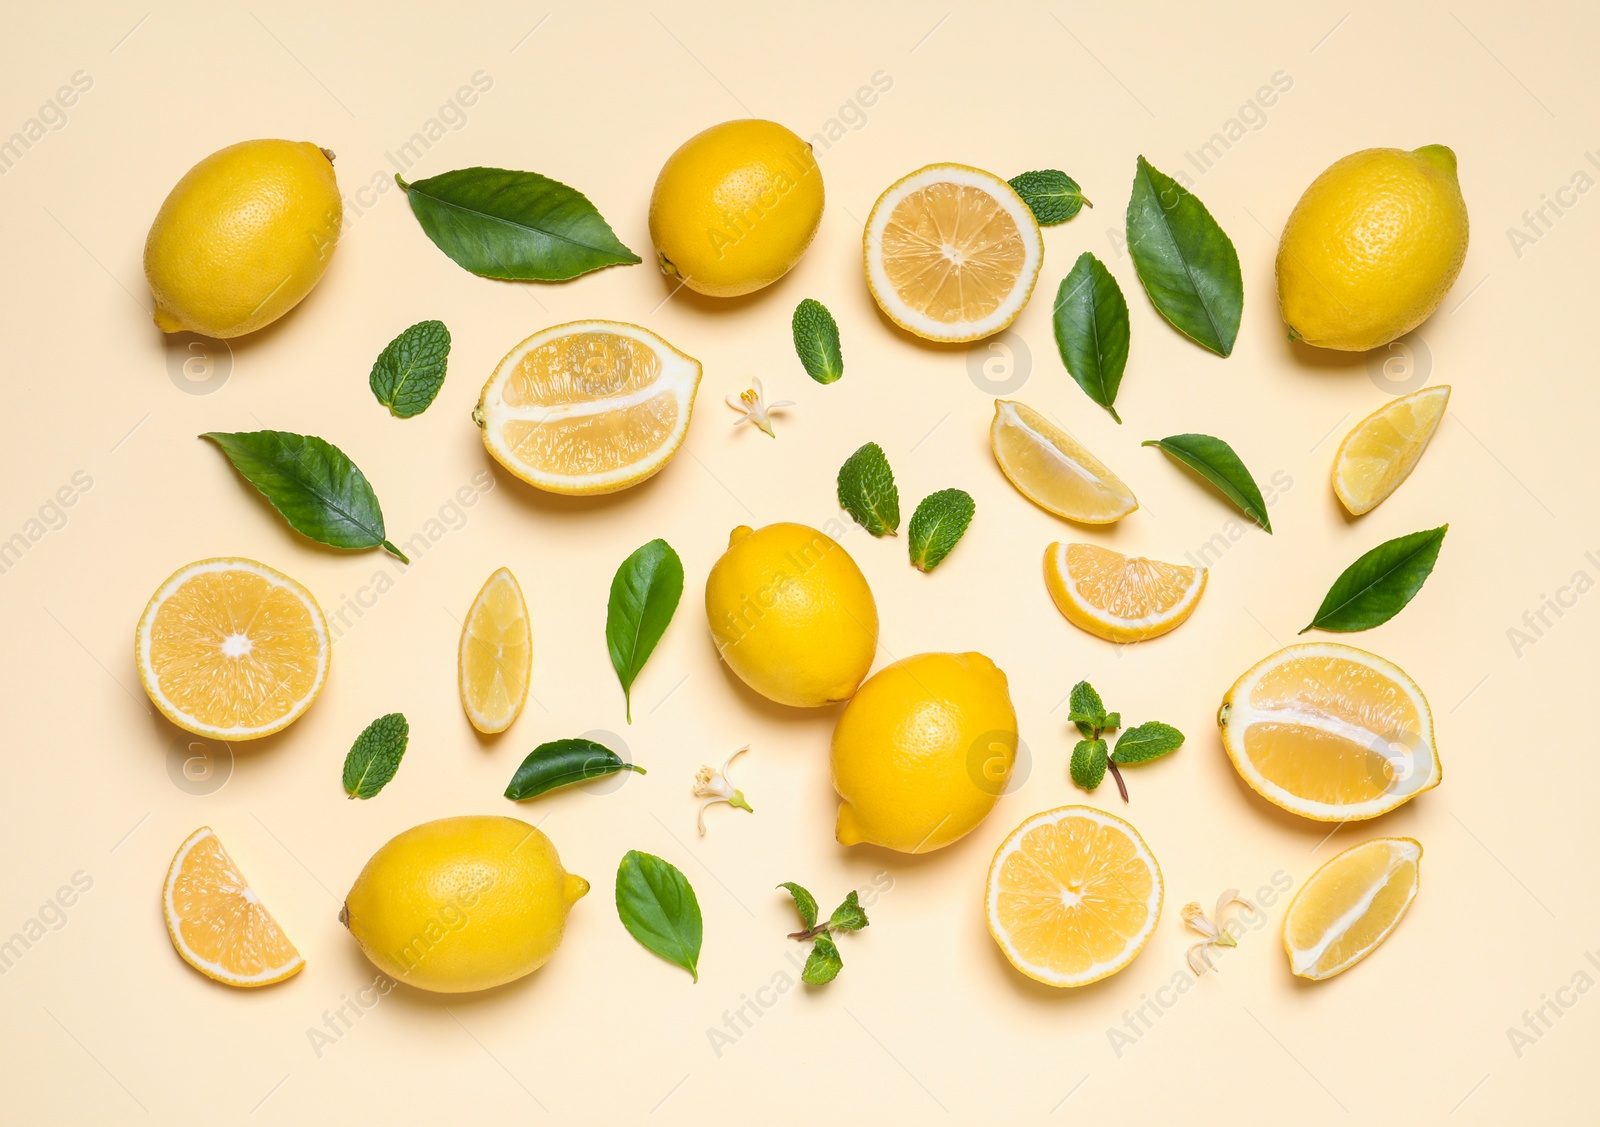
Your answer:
792;298;844;384
828;890;869;933
908;489;975;573
1125;156;1243;356
1008;170;1092;225
801;935;843;984
1143;433;1272;532
342;713;409;799
1070;739;1108;791
615;850;702;982
606;539;684;722
1053;253;1130;422
837;442;900;536
504;738;645;801
369;320;451;418
1111;722;1185;765
1302;526;1448;633
778;882;818;931
398;167;640;281
201;430;407;561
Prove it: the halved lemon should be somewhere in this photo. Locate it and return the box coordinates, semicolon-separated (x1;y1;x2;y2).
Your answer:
163;826;304;987
459;567;531;734
1284;837;1421;980
986;806;1163;987
1217;643;1439;822
1045;542;1205;643
474;320;702;495
864;164;1043;342
135;558;328;740
991;400;1138;523
1332;385;1450;515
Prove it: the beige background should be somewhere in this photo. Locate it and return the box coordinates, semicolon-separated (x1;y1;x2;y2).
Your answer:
2;1;1595;1122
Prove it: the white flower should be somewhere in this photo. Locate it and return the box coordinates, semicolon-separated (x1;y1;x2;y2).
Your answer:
693;745;753;835
726;378;793;438
1182;888;1258;975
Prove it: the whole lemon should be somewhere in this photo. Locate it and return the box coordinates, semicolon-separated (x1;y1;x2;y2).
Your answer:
705;522;877;707
1276;145;1468;351
144;139;342;338
832;652;1017;853
648;119;823;297
341;816;587;994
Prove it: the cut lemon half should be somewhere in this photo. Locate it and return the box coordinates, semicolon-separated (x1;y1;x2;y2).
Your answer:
1218;643;1439;822
986;806;1163;987
135;558;329;740
1332;385;1450;515
163;826;304;987
475;320;702;495
459;567;532;734
1284;837;1421;980
992;400;1137;523
864;164;1043;342
1045;542;1205;643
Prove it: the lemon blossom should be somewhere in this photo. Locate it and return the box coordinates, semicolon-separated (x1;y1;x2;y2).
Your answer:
726;379;793;437
1182;889;1258;975
693;746;753;835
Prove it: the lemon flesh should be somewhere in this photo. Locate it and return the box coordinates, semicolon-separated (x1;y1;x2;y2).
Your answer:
1333;385;1450;515
343;816;588;994
1045;542;1206;643
1284;837;1421;980
1276;145;1468;351
144;139;341;338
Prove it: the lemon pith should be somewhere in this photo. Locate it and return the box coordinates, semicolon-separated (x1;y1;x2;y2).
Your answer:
1283;837;1421;980
163;826;304;987
991;400;1138;523
1332;385;1450;515
1045;542;1206;643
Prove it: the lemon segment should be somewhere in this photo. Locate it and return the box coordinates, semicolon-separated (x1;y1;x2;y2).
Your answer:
458;567;532;734
1332;385;1450;515
1045;542;1205;643
986;806;1163;987
476;320;702;495
135;558;329;740
1284;837;1421;980
865;164;1043;342
991;400;1137;523
1217;643;1439;821
163;827;304;987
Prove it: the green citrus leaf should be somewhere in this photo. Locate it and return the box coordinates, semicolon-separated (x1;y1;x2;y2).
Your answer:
606;539;684;722
1125;156;1242;356
1053;253;1130;423
1302;525;1448;633
504;738;645;801
616;851;702;982
1142;433;1272;532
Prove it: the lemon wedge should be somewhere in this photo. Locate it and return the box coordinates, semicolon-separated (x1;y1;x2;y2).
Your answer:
991;400;1137;523
1284;837;1421;980
1332;385;1450;515
1045;542;1205;643
459;567;532;734
164;826;304;987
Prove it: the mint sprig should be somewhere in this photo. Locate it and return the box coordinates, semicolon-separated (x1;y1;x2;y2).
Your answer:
779;883;870;985
1065;680;1183;802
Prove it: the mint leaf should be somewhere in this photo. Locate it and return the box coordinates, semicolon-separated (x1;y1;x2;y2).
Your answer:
1111;722;1185;765
1068;680;1106;734
1070;739;1108;790
802;935;843;984
369;320;450;418
1302;525;1448;634
1053;253;1129;422
1143;433;1272;532
1102;712;1121;732
792;298;844;384
342;713;409;799
606;539;684;722
908;488;975;573
837;442;900;536
615;851;702;982
828;890;869;933
778;882;819;931
1008;170;1091;225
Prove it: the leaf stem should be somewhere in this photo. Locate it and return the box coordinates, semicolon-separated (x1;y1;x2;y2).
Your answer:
1107;759;1130;803
381;539;410;564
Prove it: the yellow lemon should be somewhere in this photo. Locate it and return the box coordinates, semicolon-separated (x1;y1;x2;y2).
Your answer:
648;119;823;297
832;652;1017;853
705;523;878;707
144;139;342;338
1276;145;1468;351
342;816;588;994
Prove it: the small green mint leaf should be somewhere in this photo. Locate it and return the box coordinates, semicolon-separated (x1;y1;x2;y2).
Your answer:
792;298;844;384
1008;169;1091;225
1069;739;1108;791
777;882;819;931
836;442;900;536
802;935;843;984
369;320;451;418
908;488;975;573
342;713;409;799
1111;722;1185;765
828;890;869;933
1102;712;1121;732
1068;681;1107;735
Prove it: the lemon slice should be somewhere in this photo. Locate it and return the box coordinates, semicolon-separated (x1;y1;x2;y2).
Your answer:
864;164;1043;342
1045;542;1205;643
163;826;304;987
1284;837;1421;980
459;567;532;734
991;400;1137;523
1218;643;1440;822
135;558;329;740
1332;385;1450;515
475;320;702;495
986;806;1163;987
